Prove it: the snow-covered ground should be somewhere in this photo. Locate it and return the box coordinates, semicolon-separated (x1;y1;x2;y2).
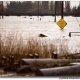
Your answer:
0;16;80;54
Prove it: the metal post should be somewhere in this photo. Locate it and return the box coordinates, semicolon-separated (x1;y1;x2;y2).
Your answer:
54;1;56;22
2;1;3;19
61;1;64;19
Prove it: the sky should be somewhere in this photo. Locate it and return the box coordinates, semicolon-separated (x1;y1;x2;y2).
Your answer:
71;1;79;7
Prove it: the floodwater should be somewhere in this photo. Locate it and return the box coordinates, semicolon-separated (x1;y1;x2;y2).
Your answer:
0;16;80;76
0;16;80;54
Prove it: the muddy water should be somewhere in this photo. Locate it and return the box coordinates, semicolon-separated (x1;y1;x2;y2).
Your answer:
0;68;35;76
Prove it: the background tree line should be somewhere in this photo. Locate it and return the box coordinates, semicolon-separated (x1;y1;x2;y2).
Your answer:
0;1;80;16
5;1;33;14
5;1;55;14
72;5;80;13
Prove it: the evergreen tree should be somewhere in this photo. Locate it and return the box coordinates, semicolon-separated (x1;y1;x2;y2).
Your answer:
5;1;33;14
71;6;77;13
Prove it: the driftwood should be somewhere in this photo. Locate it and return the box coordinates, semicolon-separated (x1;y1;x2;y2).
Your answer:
20;59;80;66
15;58;80;75
20;59;80;74
20;59;72;72
20;59;69;66
36;63;80;76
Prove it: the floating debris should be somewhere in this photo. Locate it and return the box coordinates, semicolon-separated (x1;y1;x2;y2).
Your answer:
39;33;47;37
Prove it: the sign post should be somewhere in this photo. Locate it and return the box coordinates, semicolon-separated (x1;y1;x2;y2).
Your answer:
57;1;67;29
61;1;64;19
54;1;56;22
57;19;67;29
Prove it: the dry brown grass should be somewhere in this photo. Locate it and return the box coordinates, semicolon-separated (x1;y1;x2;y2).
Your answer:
0;33;70;61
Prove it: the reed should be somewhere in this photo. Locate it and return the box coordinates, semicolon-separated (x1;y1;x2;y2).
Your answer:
0;33;71;61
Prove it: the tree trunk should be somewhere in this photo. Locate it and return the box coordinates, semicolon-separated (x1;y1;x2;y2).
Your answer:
36;63;80;76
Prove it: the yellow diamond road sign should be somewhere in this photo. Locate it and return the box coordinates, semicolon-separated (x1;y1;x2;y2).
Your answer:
57;18;67;29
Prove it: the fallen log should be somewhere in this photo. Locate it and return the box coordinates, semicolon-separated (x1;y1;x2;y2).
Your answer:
20;59;69;66
36;63;80;76
20;59;80;73
20;59;80;66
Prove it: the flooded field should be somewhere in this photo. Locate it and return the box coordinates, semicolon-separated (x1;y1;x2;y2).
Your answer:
0;16;80;55
0;16;80;76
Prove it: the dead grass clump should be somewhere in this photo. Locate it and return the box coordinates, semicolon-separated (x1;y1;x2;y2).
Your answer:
0;33;71;60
